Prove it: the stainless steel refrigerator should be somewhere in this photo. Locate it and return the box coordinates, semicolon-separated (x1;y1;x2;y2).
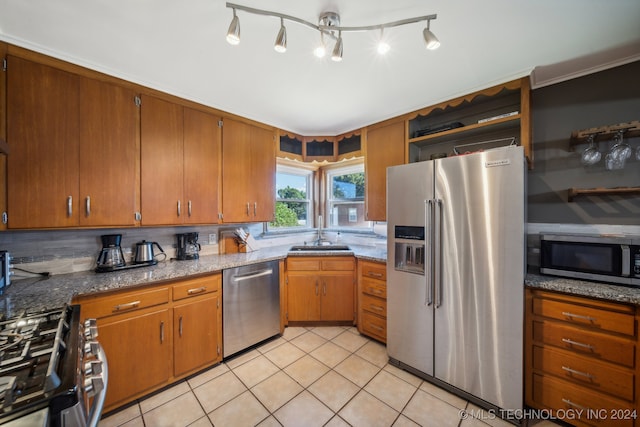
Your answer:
386;146;525;412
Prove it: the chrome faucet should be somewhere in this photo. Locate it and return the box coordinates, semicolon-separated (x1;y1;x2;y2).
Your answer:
315;215;325;245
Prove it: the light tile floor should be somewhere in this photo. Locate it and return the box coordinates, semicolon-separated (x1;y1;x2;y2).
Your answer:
99;326;561;427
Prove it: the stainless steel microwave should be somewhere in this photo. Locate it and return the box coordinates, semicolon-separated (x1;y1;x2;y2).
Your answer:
540;233;640;287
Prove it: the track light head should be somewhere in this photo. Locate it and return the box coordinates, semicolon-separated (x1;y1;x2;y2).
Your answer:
274;18;287;53
423;20;440;50
226;9;241;45
314;33;327;58
377;28;390;55
331;31;343;62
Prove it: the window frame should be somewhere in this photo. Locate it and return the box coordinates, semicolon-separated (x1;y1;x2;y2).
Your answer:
268;163;315;232
323;161;372;231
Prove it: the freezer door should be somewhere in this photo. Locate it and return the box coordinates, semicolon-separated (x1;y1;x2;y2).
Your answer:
386;161;435;376
433;147;524;411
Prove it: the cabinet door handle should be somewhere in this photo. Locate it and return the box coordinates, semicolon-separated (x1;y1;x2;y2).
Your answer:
562;311;596;322
315;279;319;296
561;338;594;350
187;286;207;295
177;200;181;217
254;202;257;216
160;321;165;343
367;271;383;278
86;196;91;217
113;300;140;312
246;203;250;216
323;282;326;296
179;316;183;337
188;200;192;217
67;196;73;217
561;366;593;379
561;398;588;411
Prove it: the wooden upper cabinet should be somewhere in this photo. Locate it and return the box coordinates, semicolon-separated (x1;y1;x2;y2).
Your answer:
7;56;80;228
183;107;221;224
365;121;405;221
79;77;138;227
251;124;275;222
141;96;221;226
140;95;184;225
221;118;275;223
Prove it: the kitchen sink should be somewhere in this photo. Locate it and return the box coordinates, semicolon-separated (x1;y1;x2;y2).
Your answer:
289;245;351;251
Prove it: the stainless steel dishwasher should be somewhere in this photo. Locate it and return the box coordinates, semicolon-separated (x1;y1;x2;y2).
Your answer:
222;259;280;358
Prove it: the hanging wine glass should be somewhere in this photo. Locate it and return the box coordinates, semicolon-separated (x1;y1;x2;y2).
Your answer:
580;134;601;166
605;130;631;170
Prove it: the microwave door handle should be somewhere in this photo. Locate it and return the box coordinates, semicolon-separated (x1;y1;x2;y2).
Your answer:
425;199;433;306
622;245;630;276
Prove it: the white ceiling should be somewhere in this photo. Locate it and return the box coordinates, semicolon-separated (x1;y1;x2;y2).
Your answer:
1;0;639;135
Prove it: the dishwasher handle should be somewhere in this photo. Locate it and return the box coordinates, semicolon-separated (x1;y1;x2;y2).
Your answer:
231;268;273;283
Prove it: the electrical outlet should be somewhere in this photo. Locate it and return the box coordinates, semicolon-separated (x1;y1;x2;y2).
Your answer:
209;233;218;245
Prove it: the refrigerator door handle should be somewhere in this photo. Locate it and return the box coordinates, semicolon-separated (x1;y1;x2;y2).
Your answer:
434;198;443;308
425;199;433;306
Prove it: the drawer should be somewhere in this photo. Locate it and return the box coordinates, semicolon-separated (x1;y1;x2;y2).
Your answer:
80;286;170;319
321;258;355;271
532;374;635;427
361;311;386;341
360;261;386;281
532;320;635;368
287;258;321;271
361;277;386;299
533;297;635;336
532;345;634;401
173;274;220;301
361;293;386;317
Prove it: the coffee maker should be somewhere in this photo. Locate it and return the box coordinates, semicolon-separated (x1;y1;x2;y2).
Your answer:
176;232;201;260
96;234;126;272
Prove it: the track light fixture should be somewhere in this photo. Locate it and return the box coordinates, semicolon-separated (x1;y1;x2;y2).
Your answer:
226;8;240;45
274;18;287;53
224;2;439;61
423;20;440;50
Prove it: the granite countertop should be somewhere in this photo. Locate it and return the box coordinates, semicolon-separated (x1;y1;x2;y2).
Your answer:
0;244;387;318
525;270;640;305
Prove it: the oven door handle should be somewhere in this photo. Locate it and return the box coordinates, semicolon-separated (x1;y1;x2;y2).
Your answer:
87;343;108;427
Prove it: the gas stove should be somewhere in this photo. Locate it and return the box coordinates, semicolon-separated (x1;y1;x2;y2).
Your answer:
0;306;106;427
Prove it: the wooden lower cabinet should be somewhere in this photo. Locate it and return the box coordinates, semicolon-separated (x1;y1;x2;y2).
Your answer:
74;274;222;412
525;288;639;427
98;307;172;410
357;260;387;342
286;256;355;323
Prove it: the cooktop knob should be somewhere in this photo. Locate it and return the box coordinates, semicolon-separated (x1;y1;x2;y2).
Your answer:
84;375;104;397
84;359;103;376
84;319;99;340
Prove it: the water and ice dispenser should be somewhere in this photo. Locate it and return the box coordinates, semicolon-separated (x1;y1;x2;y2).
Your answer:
394;226;426;275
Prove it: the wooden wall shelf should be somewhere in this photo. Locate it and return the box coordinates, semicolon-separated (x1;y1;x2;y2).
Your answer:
568;186;640;202
570;120;640;146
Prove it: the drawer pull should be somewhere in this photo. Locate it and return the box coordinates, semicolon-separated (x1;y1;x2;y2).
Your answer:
368;287;384;295
561;366;593;379
561;338;594;350
367;271;383;278
368;323;384;332
187;286;207;295
562;398;588;411
113;300;141;311
369;305;384;312
562;311;596;322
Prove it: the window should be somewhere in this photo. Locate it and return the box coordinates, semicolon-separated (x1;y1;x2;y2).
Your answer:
326;163;371;230
269;164;313;230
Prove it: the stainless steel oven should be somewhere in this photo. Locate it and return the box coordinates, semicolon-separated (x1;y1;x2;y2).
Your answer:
540;233;640;287
0;305;107;427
